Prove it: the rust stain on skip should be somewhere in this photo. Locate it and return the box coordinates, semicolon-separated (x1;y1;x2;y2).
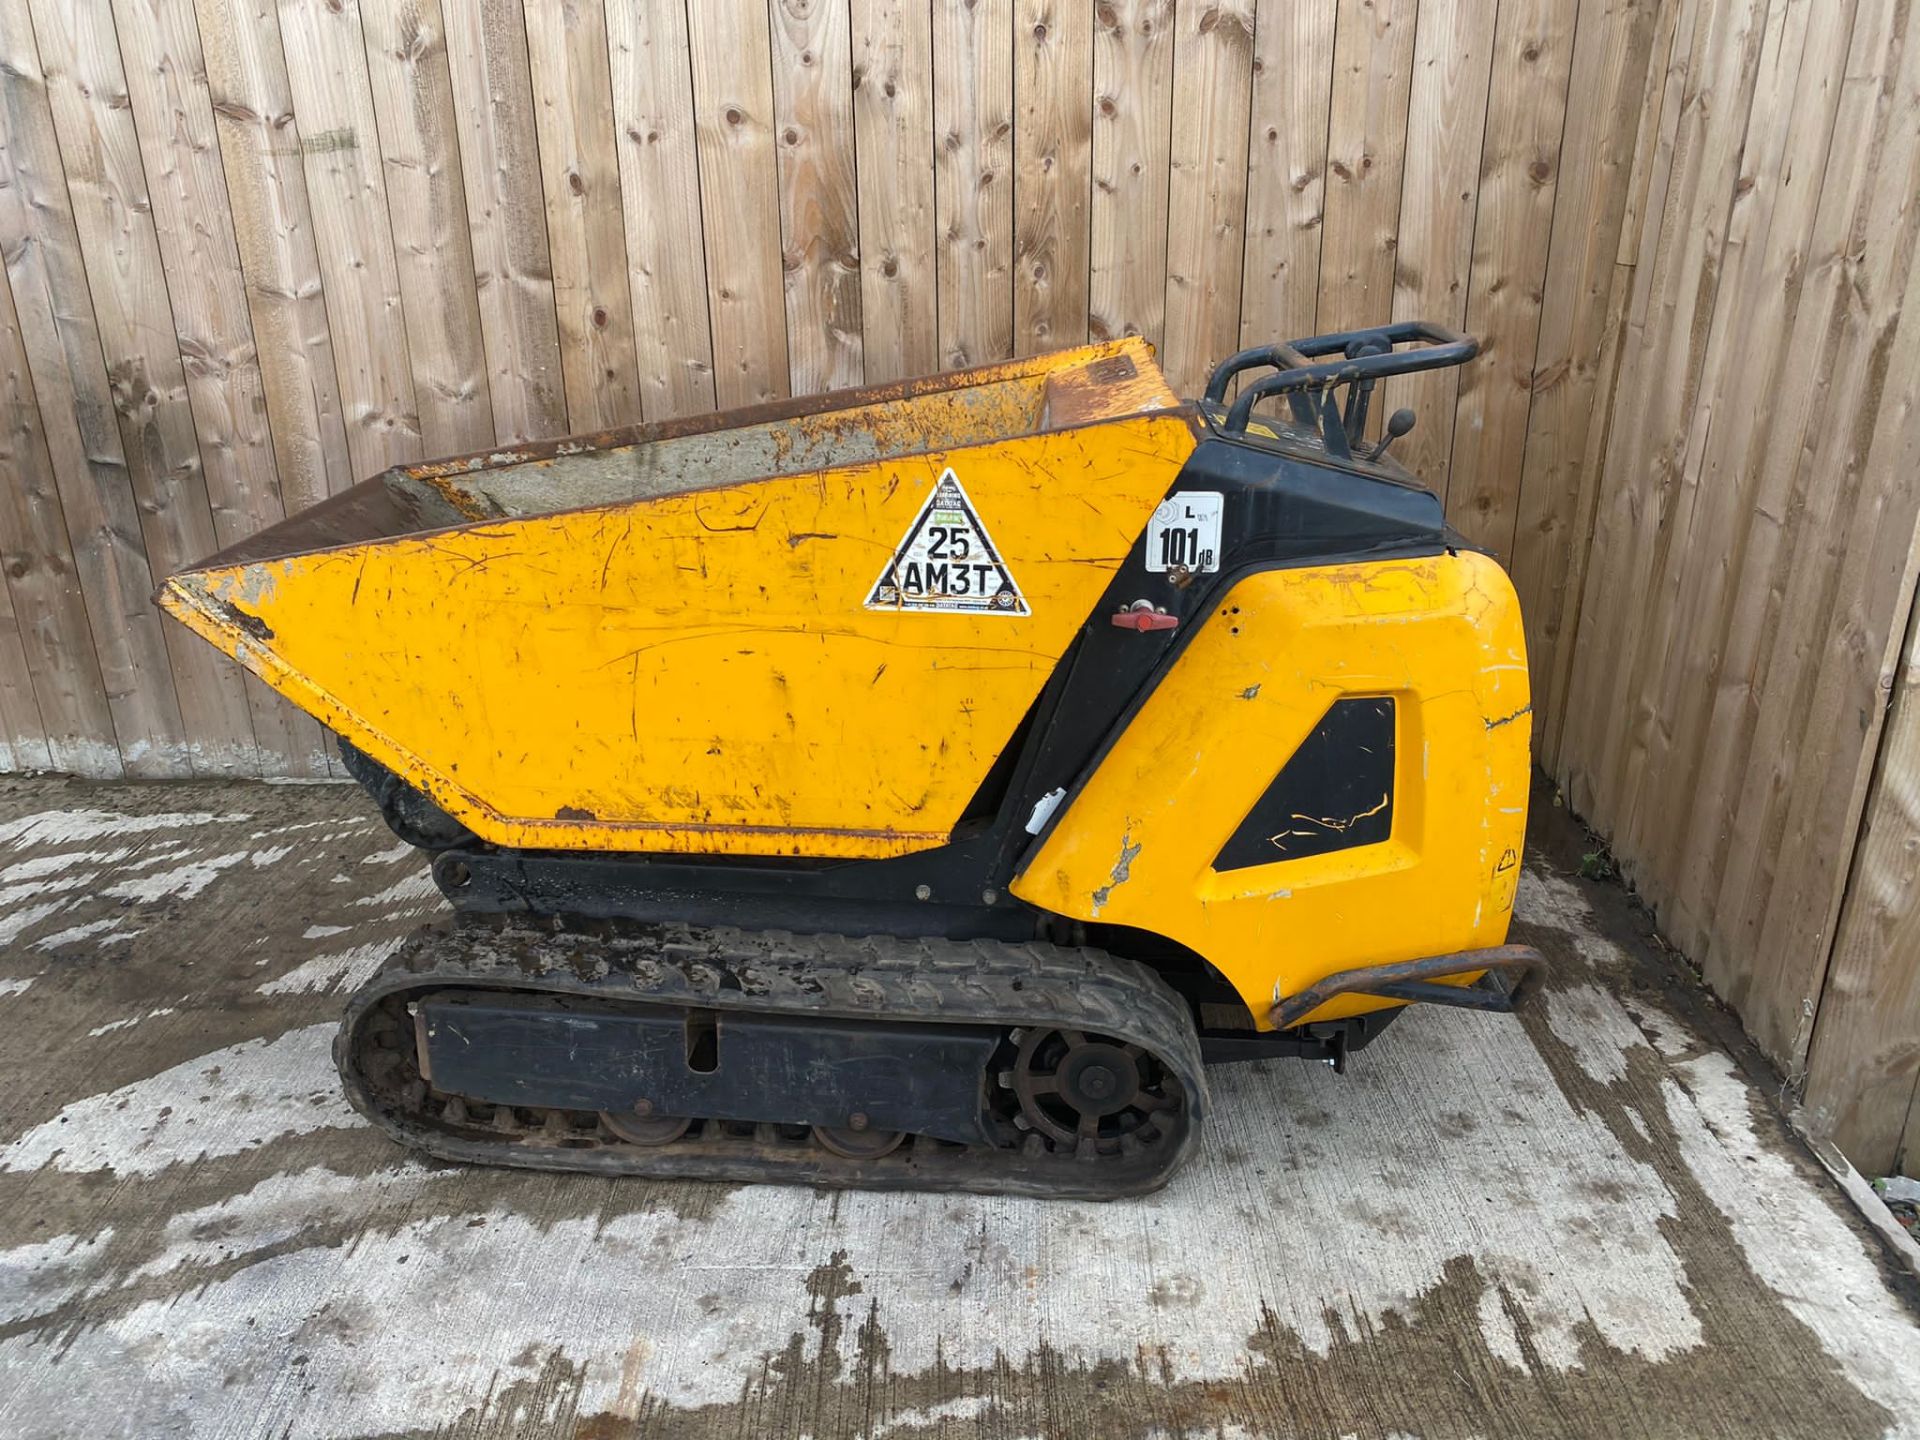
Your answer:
414;470;508;521
216;599;274;642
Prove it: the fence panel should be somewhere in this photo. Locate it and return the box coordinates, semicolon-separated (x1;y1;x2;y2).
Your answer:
1554;0;1920;1173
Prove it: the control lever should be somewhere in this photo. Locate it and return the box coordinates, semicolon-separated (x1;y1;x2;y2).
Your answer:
1367;408;1417;462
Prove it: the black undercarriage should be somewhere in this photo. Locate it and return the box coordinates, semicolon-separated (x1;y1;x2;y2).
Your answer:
344;921;1208;1200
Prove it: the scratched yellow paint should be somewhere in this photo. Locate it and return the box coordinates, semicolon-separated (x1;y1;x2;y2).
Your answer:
163;412;1199;858
1012;552;1531;1028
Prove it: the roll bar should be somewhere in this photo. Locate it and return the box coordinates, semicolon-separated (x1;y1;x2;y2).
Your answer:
1203;321;1478;462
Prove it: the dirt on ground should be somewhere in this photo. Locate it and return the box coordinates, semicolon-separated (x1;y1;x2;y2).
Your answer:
0;775;1916;1439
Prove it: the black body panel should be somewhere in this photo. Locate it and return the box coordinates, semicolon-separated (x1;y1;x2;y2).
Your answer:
1214;696;1397;870
418;992;999;1145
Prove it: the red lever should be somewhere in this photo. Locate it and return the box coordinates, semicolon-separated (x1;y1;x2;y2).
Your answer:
1111;602;1179;632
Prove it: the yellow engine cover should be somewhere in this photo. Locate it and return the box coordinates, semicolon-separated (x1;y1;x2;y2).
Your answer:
1010;551;1531;1028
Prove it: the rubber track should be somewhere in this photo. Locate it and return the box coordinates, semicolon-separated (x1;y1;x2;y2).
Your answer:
337;921;1209;1200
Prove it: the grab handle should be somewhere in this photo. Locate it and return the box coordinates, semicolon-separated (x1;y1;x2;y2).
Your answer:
1207;321;1478;461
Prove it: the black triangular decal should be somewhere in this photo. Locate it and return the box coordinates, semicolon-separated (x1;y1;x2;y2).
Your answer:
865;468;1029;615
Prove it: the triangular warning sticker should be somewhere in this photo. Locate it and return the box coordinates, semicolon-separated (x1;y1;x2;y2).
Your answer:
865;468;1029;615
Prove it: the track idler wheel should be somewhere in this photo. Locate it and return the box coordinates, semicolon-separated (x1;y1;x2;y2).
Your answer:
811;1120;906;1159
1009;1027;1179;1158
601;1106;694;1147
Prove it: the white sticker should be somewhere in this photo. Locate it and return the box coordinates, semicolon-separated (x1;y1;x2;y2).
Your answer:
1025;786;1067;835
1145;492;1224;574
865;468;1029;615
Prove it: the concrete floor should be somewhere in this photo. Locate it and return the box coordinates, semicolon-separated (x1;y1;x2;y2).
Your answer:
0;777;1916;1439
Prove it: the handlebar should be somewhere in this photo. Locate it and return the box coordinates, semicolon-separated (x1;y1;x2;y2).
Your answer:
1204;321;1478;461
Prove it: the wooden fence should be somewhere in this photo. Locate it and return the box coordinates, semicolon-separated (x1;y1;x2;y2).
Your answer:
1549;0;1920;1175
0;0;1636;779
1;0;1915;1169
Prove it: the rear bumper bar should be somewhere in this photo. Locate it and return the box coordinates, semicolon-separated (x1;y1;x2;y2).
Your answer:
1269;944;1543;1029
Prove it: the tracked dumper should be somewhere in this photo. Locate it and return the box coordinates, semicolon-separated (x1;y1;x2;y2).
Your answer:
159;324;1538;1199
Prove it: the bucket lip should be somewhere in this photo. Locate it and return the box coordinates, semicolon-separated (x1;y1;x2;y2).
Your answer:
394;336;1167;490
164;338;1200;581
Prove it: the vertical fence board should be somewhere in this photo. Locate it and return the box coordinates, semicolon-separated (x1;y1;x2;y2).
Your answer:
851;0;936;381
0;260;105;774
114;0;330;775
934;0;1014;368
0;0;179;776
278;0;425;477
30;0;261;774
1443;0;1576;556
523;0;641;432
1089;0;1174;347
1559;0;1759;832
443;0;567;440
1239;0;1335;349
772;0;863;394
687;0;788;407
1013;0;1091;357
1805;598;1920;1174
1316;0;1416;333
357;0;494;455
196;0;354;511
605;0;714;419
0;256;45;772
1676;0;1892;958
1734;4;1920;1064
1610;0;1806;864
1161;0;1255;399
1694;0;1910;996
1513;0;1675;770
0;536;47;771
1631;0;1850;894
0;406;49;769
1387;0;1497;478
